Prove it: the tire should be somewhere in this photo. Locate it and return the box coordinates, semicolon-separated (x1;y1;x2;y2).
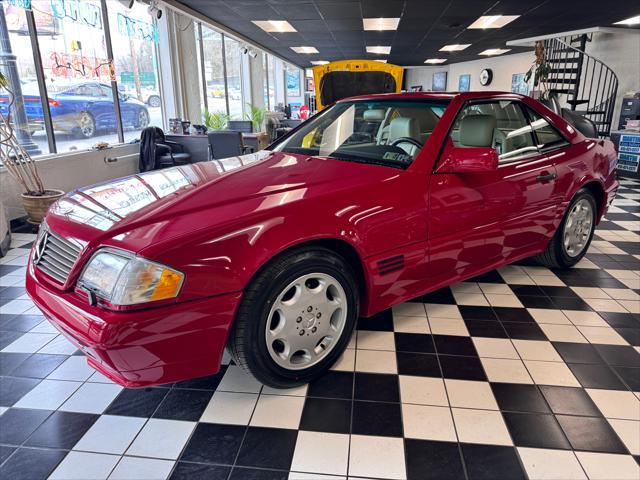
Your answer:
75;111;96;139
535;188;597;269
228;247;359;388
135;109;150;129
147;95;161;108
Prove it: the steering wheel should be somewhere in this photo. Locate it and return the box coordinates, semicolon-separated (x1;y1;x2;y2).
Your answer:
389;137;423;149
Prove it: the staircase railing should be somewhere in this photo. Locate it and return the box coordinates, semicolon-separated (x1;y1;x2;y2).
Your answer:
544;34;618;137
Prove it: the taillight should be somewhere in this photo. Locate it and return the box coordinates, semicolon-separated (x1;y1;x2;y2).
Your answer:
48;99;60;107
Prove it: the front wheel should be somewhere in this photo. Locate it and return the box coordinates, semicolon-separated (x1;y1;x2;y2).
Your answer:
535;188;596;269
228;247;359;388
75;112;96;138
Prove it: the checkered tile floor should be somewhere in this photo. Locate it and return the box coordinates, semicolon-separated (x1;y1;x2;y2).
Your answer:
1;179;639;480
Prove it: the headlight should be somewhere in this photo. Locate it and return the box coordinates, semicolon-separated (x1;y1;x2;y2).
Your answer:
79;249;184;306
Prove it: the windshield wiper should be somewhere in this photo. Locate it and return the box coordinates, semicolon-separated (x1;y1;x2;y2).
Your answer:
326;151;407;169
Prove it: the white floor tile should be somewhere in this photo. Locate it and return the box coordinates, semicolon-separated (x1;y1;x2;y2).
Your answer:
607;419;640;455
354;349;397;374
517;447;586;480
399;375;448;406
74;415;146;454
473;338;519;359
59;383;123;414
14;379;81;410
575;452;640;480
250;394;305;429
356;330;396;351
200;391;258;425
424;303;461;319
392;303;426;317
392;315;430;334
348;435;406;480
428;317;469;336
217;365;263;393
524;360;580;387
402;404;457;441
452;408;512;446
126;418;195;460
47;356;94;381
291;431;349;476
445;379;498;410
108;456;174;480
513;340;563;362
50;452;120;480
1;332;57;353
586;389;640;420
481;358;533;384
38;335;78;355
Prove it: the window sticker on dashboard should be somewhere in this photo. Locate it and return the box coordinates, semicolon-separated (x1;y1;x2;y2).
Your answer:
383;151;412;163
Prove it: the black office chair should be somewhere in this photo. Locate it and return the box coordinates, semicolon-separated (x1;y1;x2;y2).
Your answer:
228;120;254;133
208;130;254;160
139;127;191;171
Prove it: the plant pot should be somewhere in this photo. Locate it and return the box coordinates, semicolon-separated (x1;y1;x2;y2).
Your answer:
21;189;65;224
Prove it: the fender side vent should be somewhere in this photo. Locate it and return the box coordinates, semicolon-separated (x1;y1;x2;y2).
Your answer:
377;255;404;275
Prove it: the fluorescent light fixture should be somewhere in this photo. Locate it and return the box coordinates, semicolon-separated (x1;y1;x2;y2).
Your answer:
479;48;511;56
366;45;391;54
252;20;297;32
614;15;640;26
468;15;520;29
375;59;388;63
310;60;329;65
439;44;471;52
291;46;319;54
363;17;400;30
424;58;447;64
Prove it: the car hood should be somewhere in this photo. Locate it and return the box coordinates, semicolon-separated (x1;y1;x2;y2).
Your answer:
46;150;401;250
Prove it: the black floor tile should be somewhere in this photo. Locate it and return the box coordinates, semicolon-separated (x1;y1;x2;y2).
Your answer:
354;372;399;402
468;270;505;284
396;352;441;377
503;412;571;449
556;415;628;453
502;322;547;340
395;332;436;353
357;309;394;331
0;352;29;375
464;320;508;338
539;286;579;298
551;297;593;311
153;389;213;421
0;315;44;332
491;383;550;413
613;366;640;391
615;327;640;346
568;363;628;390
352;400;403;437
433;335;477;356
0;376;39;406
0;408;52;445
421;287;456;304
0;331;23;350
299;397;351;434
594;345;640;367
553;342;604;364
518;296;556;309
0;446;15;465
405;439;465;480
493;307;535;323
169;462;230;480
25;411;98;449
539;386;601;416
236;427;297;470
599;312;640;329
180;423;246;465
461;444;526;480
0;447;66;480
439;355;487;381
229;467;288;480
105;387;168;417
0;265;22;276
510;285;546;296
172;369;226;390
10;354;67;379
459;306;497;322
307;371;353;399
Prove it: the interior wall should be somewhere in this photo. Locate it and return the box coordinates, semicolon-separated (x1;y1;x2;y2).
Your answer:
1;145;139;221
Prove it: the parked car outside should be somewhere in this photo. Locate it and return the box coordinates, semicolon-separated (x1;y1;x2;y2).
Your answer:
26;91;618;388
0;80;150;139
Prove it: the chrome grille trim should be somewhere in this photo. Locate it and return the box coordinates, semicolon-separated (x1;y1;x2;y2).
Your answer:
35;229;82;284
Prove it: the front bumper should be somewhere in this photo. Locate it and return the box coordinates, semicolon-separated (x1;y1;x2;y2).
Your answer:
26;266;241;387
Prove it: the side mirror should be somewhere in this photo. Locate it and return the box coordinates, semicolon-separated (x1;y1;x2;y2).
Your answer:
436;146;499;173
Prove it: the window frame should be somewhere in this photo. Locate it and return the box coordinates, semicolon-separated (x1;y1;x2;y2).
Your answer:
521;104;570;154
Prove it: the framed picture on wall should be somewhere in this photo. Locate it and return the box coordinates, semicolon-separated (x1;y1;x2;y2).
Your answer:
409;85;423;92
458;74;471;92
432;71;447;91
286;70;301;97
511;73;529;95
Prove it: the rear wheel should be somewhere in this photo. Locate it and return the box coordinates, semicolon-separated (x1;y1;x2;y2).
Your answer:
535;188;596;269
75;112;96;138
147;95;161;108
228;247;358;388
135;109;150;129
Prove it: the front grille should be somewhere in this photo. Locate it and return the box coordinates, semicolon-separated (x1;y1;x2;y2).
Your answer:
35;230;82;284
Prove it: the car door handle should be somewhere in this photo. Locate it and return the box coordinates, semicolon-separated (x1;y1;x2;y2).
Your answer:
536;172;557;182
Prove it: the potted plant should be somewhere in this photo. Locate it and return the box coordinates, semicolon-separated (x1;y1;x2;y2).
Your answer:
203;109;231;131
524;41;553;100
0;72;63;224
245;103;266;132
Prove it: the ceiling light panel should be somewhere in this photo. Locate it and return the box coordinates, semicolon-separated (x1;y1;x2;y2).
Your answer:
439;44;471;52
468;15;520;29
291;46;319;54
614;15;640;26
366;45;391;54
479;48;511;56
363;18;400;31
252;20;297;33
310;60;329;65
424;58;447;64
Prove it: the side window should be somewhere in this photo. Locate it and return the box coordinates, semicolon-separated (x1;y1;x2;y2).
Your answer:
526;108;569;150
451;101;538;162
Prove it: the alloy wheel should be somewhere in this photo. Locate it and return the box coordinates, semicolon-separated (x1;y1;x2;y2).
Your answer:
562;198;594;257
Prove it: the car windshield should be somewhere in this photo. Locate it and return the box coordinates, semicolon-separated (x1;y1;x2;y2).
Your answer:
273;99;450;168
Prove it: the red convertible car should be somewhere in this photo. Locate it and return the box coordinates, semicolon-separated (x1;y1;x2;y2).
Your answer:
26;92;618;388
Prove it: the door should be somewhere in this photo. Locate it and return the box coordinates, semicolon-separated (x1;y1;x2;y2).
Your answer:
427;99;562;283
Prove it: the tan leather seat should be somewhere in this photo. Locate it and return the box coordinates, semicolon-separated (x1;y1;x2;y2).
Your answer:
387;117;422;156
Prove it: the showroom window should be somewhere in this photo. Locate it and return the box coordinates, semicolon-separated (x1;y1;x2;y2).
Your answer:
265;53;276;110
0;2;53;155
106;0;164;144
198;24;226;115
224;35;243;119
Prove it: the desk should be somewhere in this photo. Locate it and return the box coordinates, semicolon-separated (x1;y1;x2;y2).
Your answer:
166;132;270;163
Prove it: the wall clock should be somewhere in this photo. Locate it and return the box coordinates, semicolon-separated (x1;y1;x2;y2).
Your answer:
480;68;493;86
